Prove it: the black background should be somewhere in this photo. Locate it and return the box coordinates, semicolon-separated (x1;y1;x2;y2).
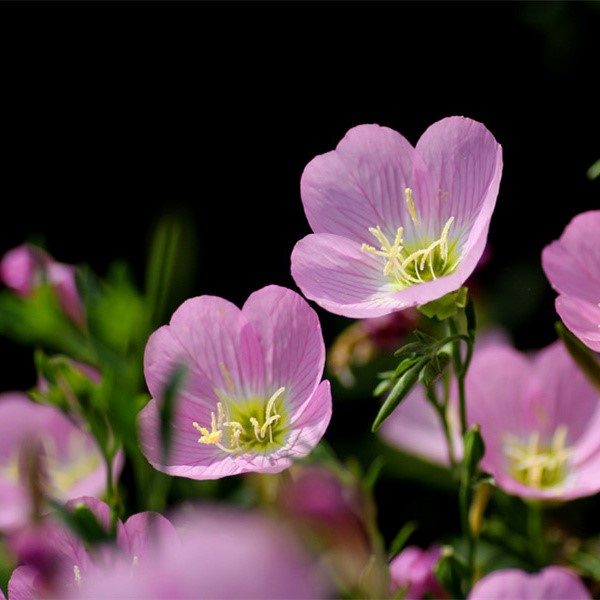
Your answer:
1;1;600;546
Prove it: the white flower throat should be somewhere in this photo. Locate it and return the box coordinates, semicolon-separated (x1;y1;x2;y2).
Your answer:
361;187;458;288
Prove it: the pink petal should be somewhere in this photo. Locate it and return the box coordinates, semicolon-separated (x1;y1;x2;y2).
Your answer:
542;210;600;302
145;296;266;404
291;233;404;318
241;285;325;415
415;116;503;244
301;124;427;243
285;380;332;460
468;566;591;599
7;565;38;600
530;342;599;441
555;295;600;352
119;512;180;562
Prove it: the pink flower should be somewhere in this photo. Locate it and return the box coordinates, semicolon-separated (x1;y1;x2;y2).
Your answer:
138;285;332;479
542;210;600;352
0;244;84;325
389;545;445;599
467;341;600;500
0;393;121;532
8;496;178;600
291;117;503;318
71;504;331;599
468;566;591;599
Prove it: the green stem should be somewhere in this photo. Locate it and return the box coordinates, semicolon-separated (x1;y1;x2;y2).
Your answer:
425;383;457;474
527;501;547;568
447;318;469;437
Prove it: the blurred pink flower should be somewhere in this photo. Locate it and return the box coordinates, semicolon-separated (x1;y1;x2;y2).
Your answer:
0;393;121;532
71;504;331;599
139;285;332;479
542;210;600;352
291;117;502;318
389;545;445;599
8;496;178;600
0;244;84;325
467;341;600;500
468;566;591;599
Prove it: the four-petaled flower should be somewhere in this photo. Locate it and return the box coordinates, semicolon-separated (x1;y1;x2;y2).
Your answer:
542;210;600;352
467;341;600;500
291;117;503;318
138;285;332;479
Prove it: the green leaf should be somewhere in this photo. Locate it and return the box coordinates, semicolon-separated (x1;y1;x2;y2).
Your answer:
418;287;468;320
372;359;426;432
48;499;114;545
587;158;600;180
556;322;600;393
145;209;199;327
389;520;418;558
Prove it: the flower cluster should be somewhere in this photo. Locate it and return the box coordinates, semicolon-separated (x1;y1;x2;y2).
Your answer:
2;117;600;599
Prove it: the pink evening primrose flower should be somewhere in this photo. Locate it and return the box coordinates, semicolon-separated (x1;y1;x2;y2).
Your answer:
468;566;591;600
138;285;332;479
0;244;84;325
542;210;600;352
467;341;600;501
8;496;179;600
0;393;122;532
291;117;503;318
389;545;446;600
69;504;331;599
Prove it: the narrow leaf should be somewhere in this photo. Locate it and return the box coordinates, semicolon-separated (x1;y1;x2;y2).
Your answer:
372;359;426;432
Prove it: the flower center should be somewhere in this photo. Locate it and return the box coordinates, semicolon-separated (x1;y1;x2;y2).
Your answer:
192;387;287;455
361;188;457;288
504;425;573;489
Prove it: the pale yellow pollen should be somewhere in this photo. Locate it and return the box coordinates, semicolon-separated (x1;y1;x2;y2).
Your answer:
405;187;418;226
73;565;82;587
361;188;456;288
504;425;573;489
192;388;285;452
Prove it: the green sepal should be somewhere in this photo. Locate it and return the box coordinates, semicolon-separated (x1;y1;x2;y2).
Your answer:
556;321;600;393
48;499;114;545
420;349;452;386
435;546;468;599
418;287;468;320
462;424;486;482
372;359;426;432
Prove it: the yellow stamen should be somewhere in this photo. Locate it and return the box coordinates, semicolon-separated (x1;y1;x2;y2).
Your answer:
193;388;286;453
405;187;418;226
504;425;573;489
73;565;82;587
